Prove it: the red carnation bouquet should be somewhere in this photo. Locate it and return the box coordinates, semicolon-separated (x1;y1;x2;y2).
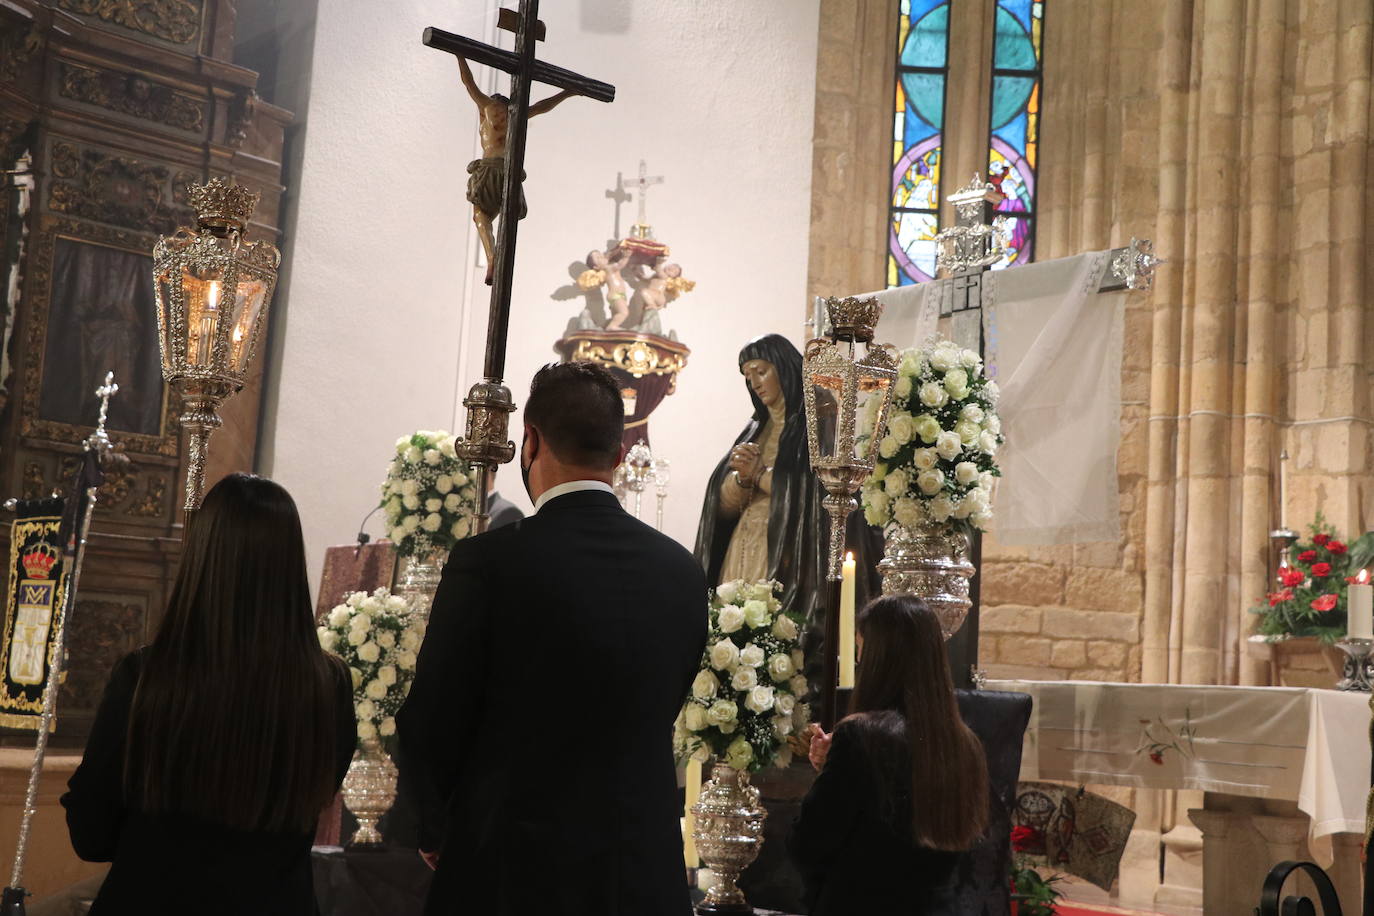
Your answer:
1250;513;1373;643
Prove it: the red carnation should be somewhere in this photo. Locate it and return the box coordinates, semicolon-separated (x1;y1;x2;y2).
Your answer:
1311;562;1332;578
1010;825;1039;852
1311;594;1338;612
1149;751;1164;765
1280;568;1306;587
1267;590;1293;607
1328;540;1348;555
1298;550;1318;563
1313;533;1331;546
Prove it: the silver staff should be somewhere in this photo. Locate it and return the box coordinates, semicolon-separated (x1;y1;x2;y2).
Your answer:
7;372;118;893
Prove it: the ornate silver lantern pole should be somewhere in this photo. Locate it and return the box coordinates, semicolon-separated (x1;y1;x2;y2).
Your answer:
801;297;898;728
153;178;281;516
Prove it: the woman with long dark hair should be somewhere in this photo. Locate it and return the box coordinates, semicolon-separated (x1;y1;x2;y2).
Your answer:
62;473;354;914
789;594;990;915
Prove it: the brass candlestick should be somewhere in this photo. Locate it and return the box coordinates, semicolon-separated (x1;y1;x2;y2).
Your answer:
153;178;280;513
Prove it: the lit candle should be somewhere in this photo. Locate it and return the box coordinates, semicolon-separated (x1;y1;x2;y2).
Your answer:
1348;569;1373;640
839;552;856;688
683;757;702;869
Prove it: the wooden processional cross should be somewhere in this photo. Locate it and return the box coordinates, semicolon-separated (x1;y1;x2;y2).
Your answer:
423;2;614;526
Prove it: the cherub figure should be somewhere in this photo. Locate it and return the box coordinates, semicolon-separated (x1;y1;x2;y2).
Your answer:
579;245;633;329
458;58;578;285
630;257;693;317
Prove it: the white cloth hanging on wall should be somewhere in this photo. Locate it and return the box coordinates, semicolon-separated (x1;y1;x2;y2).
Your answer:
838;250;1124;545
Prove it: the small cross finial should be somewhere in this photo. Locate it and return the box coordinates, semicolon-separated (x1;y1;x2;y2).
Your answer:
629;159;665;236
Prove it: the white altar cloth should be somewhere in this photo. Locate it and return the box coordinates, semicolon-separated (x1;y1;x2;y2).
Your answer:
986;679;1370;866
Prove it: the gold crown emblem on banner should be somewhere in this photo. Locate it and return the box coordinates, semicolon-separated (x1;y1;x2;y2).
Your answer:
187;177;260;231
20;543;58;580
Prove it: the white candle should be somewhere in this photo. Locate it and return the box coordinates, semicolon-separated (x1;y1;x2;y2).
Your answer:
1347;569;1373;640
683;757;701;869
839;552;856;688
1278;449;1288;530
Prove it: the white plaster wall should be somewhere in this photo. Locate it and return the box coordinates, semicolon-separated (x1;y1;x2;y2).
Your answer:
261;0;821;588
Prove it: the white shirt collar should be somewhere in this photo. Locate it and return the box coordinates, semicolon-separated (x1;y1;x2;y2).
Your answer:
534;479;616;512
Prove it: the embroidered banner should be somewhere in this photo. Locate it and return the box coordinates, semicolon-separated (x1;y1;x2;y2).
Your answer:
0;500;69;730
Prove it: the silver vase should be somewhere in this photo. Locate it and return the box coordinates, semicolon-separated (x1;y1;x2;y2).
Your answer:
394;548;446;618
692;763;766;912
876;522;976;638
340;736;398;846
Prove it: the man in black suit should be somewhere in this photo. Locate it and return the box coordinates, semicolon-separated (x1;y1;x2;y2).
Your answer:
398;362;707;916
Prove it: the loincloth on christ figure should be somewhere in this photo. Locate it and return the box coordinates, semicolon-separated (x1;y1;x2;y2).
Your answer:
466;157;528;220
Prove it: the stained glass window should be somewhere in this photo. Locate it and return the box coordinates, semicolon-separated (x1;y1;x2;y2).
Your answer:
987;0;1043;269
888;0;950;287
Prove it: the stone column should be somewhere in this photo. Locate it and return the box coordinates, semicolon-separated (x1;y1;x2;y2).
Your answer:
1156;817;1204;911
1325;832;1365;916
1187;808;1243;916
1252;815;1314;907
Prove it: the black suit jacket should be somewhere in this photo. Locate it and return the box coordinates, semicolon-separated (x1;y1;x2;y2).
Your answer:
61;649;355;915
397;488;707;916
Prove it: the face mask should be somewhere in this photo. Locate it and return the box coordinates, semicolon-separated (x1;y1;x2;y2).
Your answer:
520;435;533;501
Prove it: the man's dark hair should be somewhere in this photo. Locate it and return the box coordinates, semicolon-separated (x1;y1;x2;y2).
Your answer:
525;362;624;469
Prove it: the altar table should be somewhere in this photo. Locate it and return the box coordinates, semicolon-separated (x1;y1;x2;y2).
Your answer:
988;679;1369;914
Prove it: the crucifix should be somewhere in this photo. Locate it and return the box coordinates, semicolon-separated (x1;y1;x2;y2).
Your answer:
423;2;615;532
627;159;664;238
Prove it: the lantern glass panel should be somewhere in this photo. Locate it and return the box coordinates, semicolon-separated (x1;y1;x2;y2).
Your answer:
181;265;228;370
807;367;842;462
854;372;892;463
228;275;270;372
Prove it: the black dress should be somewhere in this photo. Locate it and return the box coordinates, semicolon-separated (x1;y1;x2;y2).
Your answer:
789;718;959;916
61;649;356;915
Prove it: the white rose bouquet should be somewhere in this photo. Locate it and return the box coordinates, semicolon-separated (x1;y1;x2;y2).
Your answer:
380;430;479;558
860;338;1003;532
317;587;426;744
675;579;810;773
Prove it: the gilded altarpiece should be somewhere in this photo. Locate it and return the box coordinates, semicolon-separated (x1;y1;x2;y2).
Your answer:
0;0;291;742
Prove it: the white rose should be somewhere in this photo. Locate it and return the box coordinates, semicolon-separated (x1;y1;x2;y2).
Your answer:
378;665;397;686
328;606;349;628
880;469;907;500
928;347;957;371
709;640;740;671
914;414;941;443
928;495;954;522
684;703;709;731
318;629;338;652
397;649;417;670
960;404;985;423
895;374;913;399
943;368;970;399
893;496;924;528
899;349;924;375
935;431;963;461
979;431;999;455
379;717;396;737
444;493;462;512
404;446;422;464
692;670;720;699
955;461;980;485
985;414;1002;435
376;630;396;649
402;494;420;511
422;513;442;532
742;600;770;629
731;667;758;690
776;692;797;716
744;685;776;714
960;348;982;369
955;419;981;445
905;449;933;473
918;381;949;409
773;715;795;739
971;510;994;530
385;496;402;518
964;487;991;515
718;605;746;634
916;468;945;495
789;673;808;697
425;498;442;513
400;630;420;651
985;380;1001;404
707;699;738;728
347;629;367;647
395;436;411;451
864;489;891;527
403;514;420;532
357;641;381;662
436;475;454;494
725;736;754;769
791;649;805;670
772;614;798;641
365;679;387;700
878;435;900;460
739;643;766;668
357;720;377;741
390;526;407;544
888;413;916;445
767;653;795;682
355;699;376;721
715;581;741;604
452;517;472;539
439;437;458;458
385;594;407;612
951;496;973;519
423;449;442;466
979;471;997;491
